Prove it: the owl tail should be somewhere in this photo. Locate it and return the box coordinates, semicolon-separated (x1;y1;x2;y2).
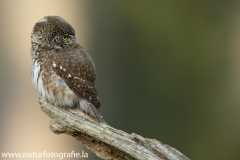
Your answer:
79;99;106;124
88;103;106;124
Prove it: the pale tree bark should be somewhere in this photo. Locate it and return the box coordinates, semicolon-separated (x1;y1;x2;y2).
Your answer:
39;98;190;160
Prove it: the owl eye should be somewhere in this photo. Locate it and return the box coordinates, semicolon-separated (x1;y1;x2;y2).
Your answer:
62;35;68;41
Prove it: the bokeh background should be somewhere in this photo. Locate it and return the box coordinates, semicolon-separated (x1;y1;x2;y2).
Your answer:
0;0;240;160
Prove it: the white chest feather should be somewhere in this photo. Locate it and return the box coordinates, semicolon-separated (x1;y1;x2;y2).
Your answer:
31;61;78;107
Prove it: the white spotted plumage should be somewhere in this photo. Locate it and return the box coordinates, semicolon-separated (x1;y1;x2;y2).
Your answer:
32;61;79;107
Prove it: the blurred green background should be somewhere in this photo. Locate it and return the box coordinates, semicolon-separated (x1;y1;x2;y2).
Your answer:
1;0;240;160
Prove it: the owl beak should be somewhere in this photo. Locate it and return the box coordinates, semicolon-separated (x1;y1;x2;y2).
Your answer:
70;43;75;48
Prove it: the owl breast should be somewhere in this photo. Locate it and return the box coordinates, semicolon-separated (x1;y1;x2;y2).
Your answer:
32;60;79;108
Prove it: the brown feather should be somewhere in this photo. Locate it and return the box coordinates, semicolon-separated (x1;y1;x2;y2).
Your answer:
48;44;101;109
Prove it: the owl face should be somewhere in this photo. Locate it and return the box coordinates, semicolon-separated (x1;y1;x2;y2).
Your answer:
31;16;76;49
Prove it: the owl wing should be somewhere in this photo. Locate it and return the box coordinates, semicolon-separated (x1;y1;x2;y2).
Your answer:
48;44;101;109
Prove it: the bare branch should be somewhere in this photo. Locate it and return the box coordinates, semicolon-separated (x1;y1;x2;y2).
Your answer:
39;98;190;160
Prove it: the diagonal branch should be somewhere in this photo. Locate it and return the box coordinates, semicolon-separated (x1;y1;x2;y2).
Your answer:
39;98;190;160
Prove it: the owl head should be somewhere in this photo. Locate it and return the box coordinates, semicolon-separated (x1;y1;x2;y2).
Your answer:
31;16;75;49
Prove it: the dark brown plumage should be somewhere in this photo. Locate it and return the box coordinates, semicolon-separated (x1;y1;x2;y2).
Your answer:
49;45;101;108
31;16;105;123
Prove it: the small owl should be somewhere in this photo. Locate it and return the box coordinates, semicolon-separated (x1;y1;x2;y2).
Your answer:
31;16;105;123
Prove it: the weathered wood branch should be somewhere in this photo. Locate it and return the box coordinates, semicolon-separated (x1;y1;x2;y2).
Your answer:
39;98;190;160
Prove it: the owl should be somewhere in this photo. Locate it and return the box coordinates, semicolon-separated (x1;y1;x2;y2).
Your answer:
31;16;105;123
